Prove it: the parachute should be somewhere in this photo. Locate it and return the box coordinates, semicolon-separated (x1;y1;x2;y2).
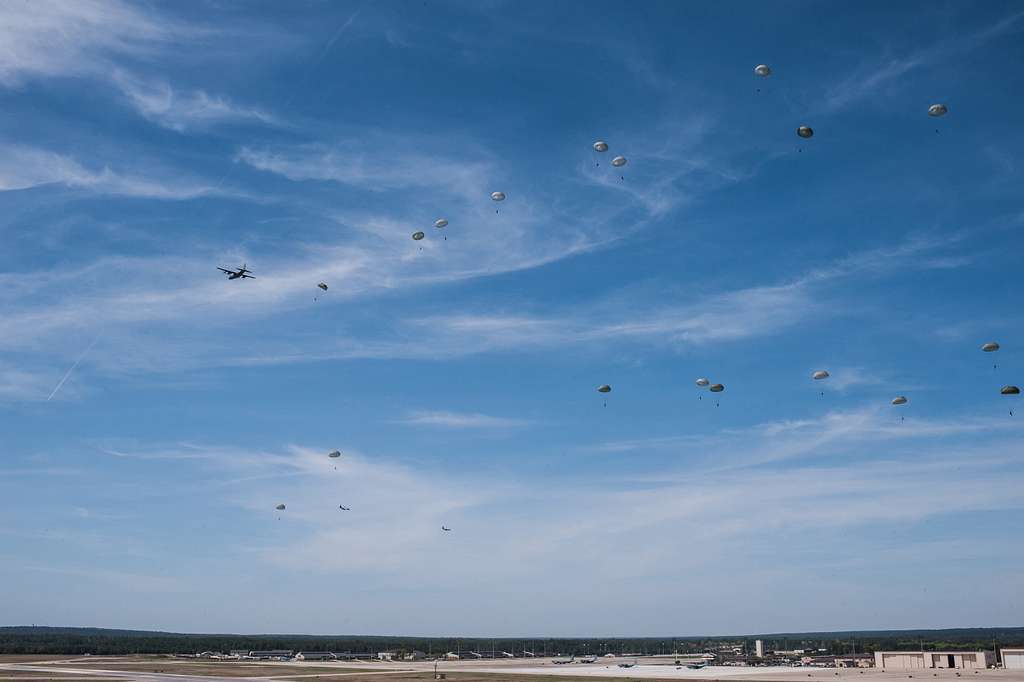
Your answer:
982;341;1001;369
593;141;609;152
695;377;711;400
891;396;908;405
754;64;771;77
797;126;814;139
812;370;830;380
709;384;724;393
597;384;611;393
412;231;425;241
491;191;506;213
317;282;328;291
928;104;948;117
275;503;286;510
434;218;448;229
328;450;341;458
610;155;628;180
1001;386;1020;395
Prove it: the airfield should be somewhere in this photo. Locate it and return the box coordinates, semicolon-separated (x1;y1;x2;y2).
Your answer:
5;656;1024;682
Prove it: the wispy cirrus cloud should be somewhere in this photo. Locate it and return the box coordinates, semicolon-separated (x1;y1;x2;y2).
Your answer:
14;415;1024;632
0;0;172;86
818;366;887;392
0;1;286;135
147;433;1024;603
0;361;74;403
0;145;223;199
399;410;530;429
400;232;973;357
238;140;493;204
113;71;277;132
0;225;978;398
6;563;186;593
821;10;1024;112
0;467;82;477
594;405;1024;472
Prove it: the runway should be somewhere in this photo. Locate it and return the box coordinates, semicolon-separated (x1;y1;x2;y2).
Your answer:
5;656;1024;682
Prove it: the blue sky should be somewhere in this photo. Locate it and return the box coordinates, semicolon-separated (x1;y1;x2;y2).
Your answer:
1;0;1023;636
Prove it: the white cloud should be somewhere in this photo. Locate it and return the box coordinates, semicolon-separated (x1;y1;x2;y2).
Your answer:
400;410;530;429
0;226;974;394
14;422;1024;633
0;467;81;477
402;281;810;355
0;362;68;402
238;141;493;205
113;71;276;132
10;563;186;593
401;231;966;356
0;1;281;133
595;405;1024;472
0;145;219;199
0;0;171;86
821;10;1024;113
814;366;886;392
117;430;1024;596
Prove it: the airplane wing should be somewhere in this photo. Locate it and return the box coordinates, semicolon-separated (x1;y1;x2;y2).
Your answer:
217;267;233;274
241;273;255;278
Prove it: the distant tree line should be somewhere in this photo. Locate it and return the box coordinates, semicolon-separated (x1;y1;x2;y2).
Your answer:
1;626;1022;656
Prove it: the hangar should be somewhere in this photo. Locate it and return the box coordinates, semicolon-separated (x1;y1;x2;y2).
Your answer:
874;651;993;670
1002;649;1024;669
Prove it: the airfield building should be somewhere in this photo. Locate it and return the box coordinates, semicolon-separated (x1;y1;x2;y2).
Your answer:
295;652;336;661
1002;649;1024;669
835;654;873;668
755;640;764;658
874;651;993;670
249;650;294;660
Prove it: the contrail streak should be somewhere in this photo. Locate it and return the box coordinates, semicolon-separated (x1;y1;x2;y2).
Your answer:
46;336;99;402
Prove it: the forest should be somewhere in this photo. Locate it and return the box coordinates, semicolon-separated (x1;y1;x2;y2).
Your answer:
2;626;1023;656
